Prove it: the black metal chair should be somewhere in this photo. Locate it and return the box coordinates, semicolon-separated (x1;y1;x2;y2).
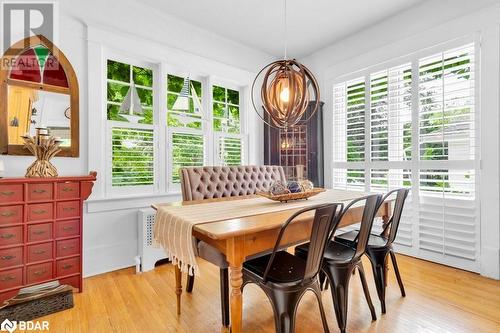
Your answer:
242;203;344;333
295;194;381;333
335;188;409;314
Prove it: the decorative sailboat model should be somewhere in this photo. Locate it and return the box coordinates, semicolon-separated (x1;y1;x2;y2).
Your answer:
120;82;145;123
171;76;206;126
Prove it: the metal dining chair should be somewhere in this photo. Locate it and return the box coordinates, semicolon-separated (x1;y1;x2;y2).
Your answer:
335;188;409;313
242;203;344;333
295;194;381;333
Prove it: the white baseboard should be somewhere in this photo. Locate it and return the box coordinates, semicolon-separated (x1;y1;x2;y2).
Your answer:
83;242;138;277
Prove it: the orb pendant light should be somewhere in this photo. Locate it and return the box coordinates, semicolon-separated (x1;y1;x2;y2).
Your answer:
252;0;320;130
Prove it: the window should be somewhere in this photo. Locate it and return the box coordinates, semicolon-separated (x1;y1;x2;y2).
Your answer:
106;59;155;191
332;42;478;271
170;132;205;183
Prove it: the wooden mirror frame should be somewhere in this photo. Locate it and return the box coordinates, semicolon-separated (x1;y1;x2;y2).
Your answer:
0;35;79;157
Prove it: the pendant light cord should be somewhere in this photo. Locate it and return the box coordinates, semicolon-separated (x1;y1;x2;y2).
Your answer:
284;0;287;60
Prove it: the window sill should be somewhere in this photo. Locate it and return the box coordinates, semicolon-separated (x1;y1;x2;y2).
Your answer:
85;191;182;213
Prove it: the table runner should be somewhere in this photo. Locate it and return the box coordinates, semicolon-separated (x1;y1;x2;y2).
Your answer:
153;189;367;276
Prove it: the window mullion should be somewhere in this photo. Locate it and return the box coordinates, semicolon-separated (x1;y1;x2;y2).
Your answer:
205;75;214;165
157;62;168;193
410;57;420;251
364;74;371;192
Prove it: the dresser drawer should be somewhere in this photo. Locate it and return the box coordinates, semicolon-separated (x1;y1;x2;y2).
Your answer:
26;262;53;285
0;226;22;246
57;182;80;200
55;219;79;238
27;242;53;263
27;183;53;202
0;184;23;203
57;201;79;219
0;246;23;269
56;238;79;258
27;223;52;243
0;205;23;225
27;203;53;222
56;256;79;276
0;267;23;289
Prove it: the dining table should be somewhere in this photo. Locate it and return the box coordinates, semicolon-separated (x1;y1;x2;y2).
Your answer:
152;190;392;333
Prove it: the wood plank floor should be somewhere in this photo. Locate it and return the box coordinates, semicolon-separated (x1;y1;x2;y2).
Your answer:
32;254;500;333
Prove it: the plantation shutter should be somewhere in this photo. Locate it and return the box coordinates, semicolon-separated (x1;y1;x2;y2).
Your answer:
217;134;244;166
332;42;479;272
170;132;205;183
110;127;154;187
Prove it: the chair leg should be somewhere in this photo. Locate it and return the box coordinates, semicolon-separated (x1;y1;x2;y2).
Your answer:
174;265;182;315
356;262;377;321
266;288;302;333
390;251;406;297
220;268;230;327
186;274;195;293
367;250;388;314
319;271;328;291
324;265;353;333
311;281;330;333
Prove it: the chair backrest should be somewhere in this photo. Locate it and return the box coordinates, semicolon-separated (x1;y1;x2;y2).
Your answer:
179;165;286;201
379;188;410;244
339;194;382;261
262;203;344;284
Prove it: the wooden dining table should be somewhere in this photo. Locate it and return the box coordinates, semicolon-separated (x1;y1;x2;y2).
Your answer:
153;192;392;333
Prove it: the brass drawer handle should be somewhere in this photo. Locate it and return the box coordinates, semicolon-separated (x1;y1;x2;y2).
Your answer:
33;250;46;254
0;211;16;217
33;189;47;194
62;245;75;250
1;255;15;260
62;264;73;269
33;230;46;235
33;270;47;276
63;207;75;211
0;275;15;281
62;187;74;192
0;233;15;239
0;191;14;196
32;209;47;214
62;226;74;231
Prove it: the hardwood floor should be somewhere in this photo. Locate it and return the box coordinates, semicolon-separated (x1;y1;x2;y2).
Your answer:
32;254;500;333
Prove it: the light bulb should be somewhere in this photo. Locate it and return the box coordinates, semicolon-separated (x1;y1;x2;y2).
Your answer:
279;87;290;102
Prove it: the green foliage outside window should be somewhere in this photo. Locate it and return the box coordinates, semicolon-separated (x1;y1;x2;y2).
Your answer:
213;85;240;133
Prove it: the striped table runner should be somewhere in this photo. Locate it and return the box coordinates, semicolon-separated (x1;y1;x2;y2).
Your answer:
153;189;367;276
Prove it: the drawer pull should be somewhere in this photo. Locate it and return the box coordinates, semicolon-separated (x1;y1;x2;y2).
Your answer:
1;255;15;260
62;187;74;192
62;245;75;250
0;191;14;196
33;250;46;254
0;275;15;281
33;230;46;235
63;207;75;211
0;233;15;239
33;209;47;214
33;189;47;194
62;226;74;231
62;264;73;269
33;270;47;276
0;211;16;217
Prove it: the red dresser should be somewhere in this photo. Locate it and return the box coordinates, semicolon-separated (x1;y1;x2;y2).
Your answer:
0;172;96;303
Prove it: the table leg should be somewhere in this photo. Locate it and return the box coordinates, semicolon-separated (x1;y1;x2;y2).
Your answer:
381;201;391;287
174;265;182;315
226;236;245;333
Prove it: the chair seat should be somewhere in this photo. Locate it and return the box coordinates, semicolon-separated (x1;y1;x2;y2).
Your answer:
335;230;388;248
295;241;357;264
243;251;306;284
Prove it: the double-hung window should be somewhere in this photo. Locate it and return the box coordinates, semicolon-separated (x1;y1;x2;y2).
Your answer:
333;42;479;271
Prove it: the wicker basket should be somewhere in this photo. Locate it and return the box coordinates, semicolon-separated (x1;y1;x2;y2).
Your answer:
0;285;74;322
257;188;326;202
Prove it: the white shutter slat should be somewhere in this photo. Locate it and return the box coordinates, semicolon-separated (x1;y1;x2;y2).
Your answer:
171;132;204;183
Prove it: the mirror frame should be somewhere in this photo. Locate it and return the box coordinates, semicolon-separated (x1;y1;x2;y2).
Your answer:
0;35;79;157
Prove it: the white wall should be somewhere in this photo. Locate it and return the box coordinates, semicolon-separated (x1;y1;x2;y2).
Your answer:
301;0;500;279
0;0;273;276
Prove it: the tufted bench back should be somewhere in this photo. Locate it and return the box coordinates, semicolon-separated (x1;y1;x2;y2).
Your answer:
179;165;286;201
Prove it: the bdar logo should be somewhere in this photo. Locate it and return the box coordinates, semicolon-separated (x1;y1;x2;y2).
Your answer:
0;319;17;333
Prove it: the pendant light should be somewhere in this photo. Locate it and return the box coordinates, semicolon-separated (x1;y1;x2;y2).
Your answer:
252;0;320;130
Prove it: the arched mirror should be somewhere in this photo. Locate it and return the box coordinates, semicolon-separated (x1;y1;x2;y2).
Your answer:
0;35;79;157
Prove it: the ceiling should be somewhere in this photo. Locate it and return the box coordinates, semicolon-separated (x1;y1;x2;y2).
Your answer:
138;0;425;58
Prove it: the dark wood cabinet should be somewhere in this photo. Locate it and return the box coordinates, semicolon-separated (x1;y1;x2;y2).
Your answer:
264;101;324;187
